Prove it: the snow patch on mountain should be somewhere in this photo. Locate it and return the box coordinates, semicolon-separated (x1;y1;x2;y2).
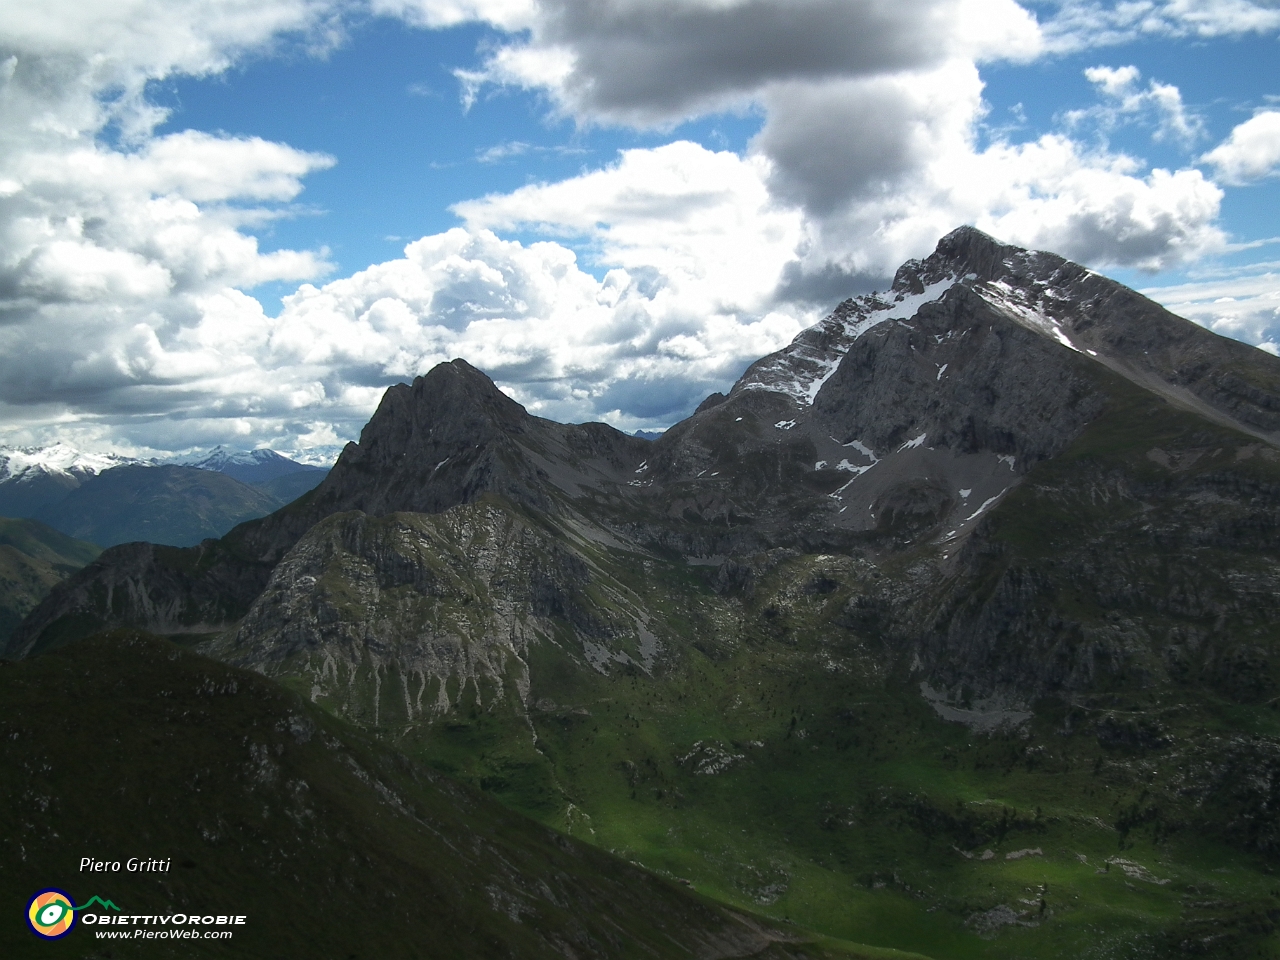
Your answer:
180;445;296;471
280;445;346;468
0;443;145;483
738;276;957;405
975;279;1081;353
179;444;329;485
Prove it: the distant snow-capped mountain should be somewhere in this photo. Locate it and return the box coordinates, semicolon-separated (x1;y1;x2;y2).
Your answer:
180;445;328;486
0;444;150;518
0;443;145;484
281;445;346;469
0;442;335;522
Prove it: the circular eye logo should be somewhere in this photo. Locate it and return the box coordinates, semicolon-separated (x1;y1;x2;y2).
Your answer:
27;890;76;939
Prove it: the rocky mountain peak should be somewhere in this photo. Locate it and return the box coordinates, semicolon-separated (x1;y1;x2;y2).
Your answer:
269;358;544;532
732;226;1280;450
0;443;143;484
350;358;530;461
243;358;648;556
730;228;1084;412
890;226;1068;295
928;224;1016;278
0;443;150;519
17;228;1280;659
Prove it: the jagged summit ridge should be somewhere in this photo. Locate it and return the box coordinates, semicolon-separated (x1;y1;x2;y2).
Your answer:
10;232;1280;960
735;275;959;406
15;227;1280;660
179;445;327;487
307;358;647;521
734;226;1280;446
732;227;1028;407
0;443;152;519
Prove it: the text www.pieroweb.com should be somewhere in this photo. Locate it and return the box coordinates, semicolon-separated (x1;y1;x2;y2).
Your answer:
95;929;234;940
84;913;245;940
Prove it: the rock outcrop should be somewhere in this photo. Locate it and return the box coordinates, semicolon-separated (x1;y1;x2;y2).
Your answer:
12;228;1280;719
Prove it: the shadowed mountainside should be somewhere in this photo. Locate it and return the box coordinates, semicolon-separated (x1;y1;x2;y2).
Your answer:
0;630;886;960
36;464;283;549
0;517;99;647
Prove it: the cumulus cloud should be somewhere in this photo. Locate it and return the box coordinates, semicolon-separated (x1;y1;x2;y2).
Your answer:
1201;111;1280;185
1142;266;1280;353
2;0;347;138
452;1;1226;283
459;0;1041;125
754;69;979;218
1064;65;1203;146
0;0;342;449
747;61;1223;281
2;133;334;304
0;0;1263;456
270;224;805;426
972;144;1224;270
455;141;804;304
371;0;535;30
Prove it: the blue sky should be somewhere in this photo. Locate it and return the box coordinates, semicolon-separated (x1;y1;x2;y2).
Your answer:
150;17;770;292
1;0;1278;458
153;17;1278;292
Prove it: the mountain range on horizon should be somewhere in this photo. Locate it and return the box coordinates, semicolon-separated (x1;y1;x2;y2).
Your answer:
0;445;333;640
0;442;335;495
176;444;340;482
0;443;332;545
5;226;1280;958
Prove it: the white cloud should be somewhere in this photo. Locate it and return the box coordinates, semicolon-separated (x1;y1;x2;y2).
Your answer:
1142;267;1280;350
750;61;1223;281
0;0;342;451
371;0;535;31
1201;111;1280;185
0;202;806;447
0;0;1258;456
1044;0;1280;51
269;215;808;425
2;0;347;138
1085;64;1139;98
458;0;1042;126
1065;65;1203;146
974;146;1224;271
447;3;1224;283
455;140;805;307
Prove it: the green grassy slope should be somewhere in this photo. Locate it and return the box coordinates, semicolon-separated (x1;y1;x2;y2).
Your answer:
395;584;1280;960
250;543;1280;960
0;630;899;960
0;516;99;646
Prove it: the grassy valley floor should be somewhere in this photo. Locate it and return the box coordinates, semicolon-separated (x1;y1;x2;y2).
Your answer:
311;549;1280;960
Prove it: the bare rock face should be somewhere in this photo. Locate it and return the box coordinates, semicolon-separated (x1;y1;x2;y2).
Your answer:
5;537;276;659
306;360;553;518
215;503;663;729
6;361;649;656
13;227;1280;718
